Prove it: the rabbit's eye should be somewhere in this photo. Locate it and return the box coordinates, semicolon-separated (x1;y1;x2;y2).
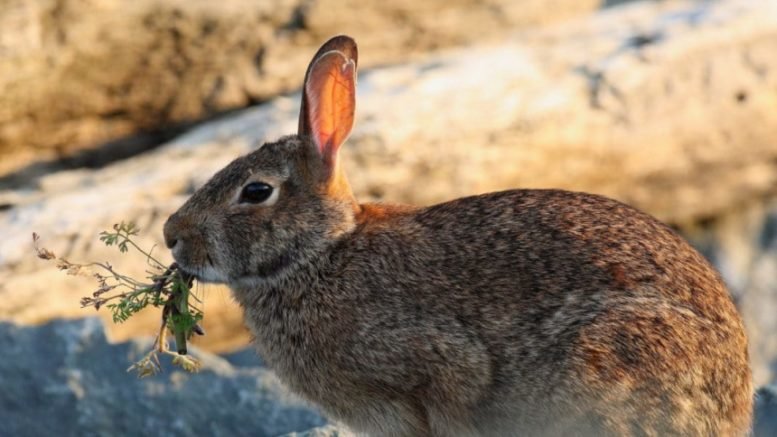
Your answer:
240;182;274;204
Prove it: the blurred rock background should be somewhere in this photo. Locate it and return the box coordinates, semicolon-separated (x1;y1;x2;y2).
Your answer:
1;0;775;435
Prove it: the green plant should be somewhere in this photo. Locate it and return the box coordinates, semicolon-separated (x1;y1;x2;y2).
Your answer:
33;222;204;377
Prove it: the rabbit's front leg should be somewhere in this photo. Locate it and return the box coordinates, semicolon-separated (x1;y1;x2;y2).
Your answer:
327;320;490;436
326;397;432;437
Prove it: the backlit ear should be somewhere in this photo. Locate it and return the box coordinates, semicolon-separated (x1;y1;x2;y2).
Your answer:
298;36;357;174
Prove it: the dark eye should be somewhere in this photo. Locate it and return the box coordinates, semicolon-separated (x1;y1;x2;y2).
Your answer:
240;182;274;204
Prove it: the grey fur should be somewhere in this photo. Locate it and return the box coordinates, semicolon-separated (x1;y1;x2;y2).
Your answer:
164;36;752;436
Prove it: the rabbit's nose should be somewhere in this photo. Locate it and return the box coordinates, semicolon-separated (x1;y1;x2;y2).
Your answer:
163;215;182;249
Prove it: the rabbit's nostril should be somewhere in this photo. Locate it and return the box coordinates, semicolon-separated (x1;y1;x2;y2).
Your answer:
163;224;179;249
163;215;183;249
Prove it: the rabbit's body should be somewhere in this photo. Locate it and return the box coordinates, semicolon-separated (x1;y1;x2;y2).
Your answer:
230;181;750;437
164;36;752;436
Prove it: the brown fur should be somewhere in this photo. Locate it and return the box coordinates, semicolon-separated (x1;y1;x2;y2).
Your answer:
163;36;752;436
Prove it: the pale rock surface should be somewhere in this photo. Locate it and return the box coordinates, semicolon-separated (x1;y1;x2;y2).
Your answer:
1;0;776;368
0;0;600;176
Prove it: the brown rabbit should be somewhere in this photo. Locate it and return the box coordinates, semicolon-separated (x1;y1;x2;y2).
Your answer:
164;36;752;436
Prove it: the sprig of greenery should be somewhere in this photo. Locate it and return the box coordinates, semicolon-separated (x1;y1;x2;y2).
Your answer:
33;223;205;377
99;222;139;253
99;222;166;269
106;285;163;323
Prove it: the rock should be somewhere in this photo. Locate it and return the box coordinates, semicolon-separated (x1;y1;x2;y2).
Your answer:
222;347;265;368
755;385;777;437
0;318;325;437
1;0;776;362
0;0;600;178
281;424;355;437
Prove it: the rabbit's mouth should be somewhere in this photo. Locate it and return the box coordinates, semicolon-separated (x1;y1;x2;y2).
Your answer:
166;230;230;284
178;263;229;284
174;253;230;284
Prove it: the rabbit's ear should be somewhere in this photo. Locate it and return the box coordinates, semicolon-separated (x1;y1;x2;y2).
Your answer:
298;36;357;175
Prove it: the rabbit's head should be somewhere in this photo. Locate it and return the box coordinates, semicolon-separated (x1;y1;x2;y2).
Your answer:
163;36;358;285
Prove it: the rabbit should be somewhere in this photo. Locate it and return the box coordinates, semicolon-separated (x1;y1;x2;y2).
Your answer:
163;35;753;436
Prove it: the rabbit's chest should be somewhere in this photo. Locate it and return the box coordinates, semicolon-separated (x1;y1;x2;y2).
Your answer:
236;288;341;387
249;317;347;404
